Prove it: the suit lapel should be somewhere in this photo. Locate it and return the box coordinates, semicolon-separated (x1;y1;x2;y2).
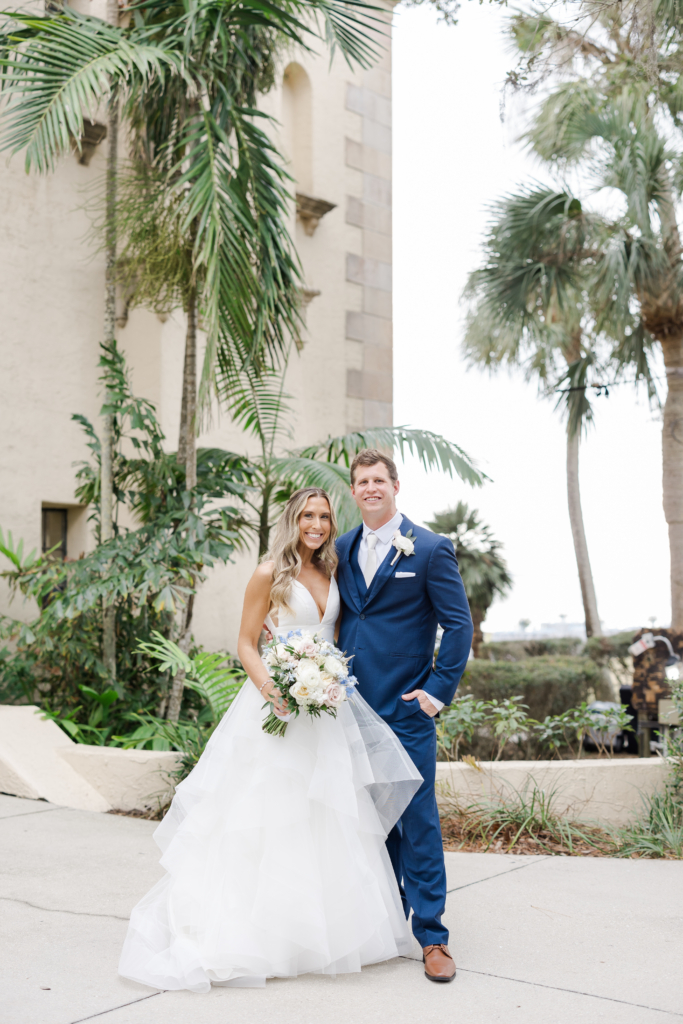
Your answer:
340;525;363;612
363;516;416;609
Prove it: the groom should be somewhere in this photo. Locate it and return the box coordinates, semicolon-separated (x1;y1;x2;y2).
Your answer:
336;449;473;983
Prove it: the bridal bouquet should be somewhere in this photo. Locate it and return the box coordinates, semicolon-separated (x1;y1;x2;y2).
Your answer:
260;630;357;737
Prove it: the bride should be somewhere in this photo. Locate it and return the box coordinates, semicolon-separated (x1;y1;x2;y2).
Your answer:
119;487;422;992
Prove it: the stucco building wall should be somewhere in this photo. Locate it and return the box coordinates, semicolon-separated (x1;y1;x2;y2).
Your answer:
0;7;395;654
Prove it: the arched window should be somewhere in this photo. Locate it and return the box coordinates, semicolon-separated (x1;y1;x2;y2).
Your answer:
281;62;312;194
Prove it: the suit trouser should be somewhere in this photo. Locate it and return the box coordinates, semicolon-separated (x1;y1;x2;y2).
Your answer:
385;711;448;947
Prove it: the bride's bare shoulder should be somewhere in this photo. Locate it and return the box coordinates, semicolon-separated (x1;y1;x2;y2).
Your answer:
252;560;274;582
249;560;275;589
244;561;274;605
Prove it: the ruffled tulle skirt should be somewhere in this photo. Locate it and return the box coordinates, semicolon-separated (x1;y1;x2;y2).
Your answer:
118;679;422;992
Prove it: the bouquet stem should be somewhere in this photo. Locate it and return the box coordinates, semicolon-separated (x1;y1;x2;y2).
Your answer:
263;712;289;737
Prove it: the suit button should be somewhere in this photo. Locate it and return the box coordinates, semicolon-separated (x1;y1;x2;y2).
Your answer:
359;613;366;620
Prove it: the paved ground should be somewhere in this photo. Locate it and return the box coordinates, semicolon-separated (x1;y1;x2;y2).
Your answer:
1;792;681;1024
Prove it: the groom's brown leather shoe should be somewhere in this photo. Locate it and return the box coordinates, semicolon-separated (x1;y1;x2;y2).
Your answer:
423;944;456;982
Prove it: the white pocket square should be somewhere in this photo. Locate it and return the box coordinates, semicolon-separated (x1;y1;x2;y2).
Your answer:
395;571;416;578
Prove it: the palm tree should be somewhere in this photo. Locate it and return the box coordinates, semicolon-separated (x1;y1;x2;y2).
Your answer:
506;3;682;626
426;503;512;657
463;186;621;638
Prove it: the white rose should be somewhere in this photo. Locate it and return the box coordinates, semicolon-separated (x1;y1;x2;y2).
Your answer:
296;660;323;691
393;530;415;555
323;656;348;679
290;678;317;705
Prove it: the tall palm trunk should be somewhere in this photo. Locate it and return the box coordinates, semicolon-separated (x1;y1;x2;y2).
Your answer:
177;287;198;489
566;430;602;638
258;480;275;558
101;0;120;690
165;593;195;723
470;606;485;658
661;336;683;629
654;184;683;630
166;287;198;722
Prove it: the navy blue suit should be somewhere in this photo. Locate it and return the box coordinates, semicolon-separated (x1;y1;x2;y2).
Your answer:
337;516;473;947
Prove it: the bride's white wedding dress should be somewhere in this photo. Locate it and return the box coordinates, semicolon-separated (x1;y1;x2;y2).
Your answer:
119;576;422;992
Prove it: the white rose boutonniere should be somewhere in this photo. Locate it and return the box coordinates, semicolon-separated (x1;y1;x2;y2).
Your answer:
390;528;416;566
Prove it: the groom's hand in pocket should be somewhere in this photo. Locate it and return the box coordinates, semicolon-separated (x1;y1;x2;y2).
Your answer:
402;689;439;717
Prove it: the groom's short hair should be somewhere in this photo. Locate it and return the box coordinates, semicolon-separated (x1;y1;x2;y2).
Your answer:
350;449;398;485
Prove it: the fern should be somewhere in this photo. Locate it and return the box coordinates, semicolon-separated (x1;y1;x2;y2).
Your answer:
137;631;245;724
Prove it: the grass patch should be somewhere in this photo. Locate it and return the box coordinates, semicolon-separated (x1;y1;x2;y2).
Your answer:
616;790;683;859
441;785;615;856
440;784;683;859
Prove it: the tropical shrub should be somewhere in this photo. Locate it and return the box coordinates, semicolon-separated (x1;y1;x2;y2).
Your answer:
437;692;632;762
0;345;250;738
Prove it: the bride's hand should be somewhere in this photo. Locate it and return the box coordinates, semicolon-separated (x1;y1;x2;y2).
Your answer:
263;683;288;716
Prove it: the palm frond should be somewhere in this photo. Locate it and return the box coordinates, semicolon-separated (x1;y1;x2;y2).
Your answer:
186;650;245;721
313;0;385;69
298;427;487;488
0;10;180;172
221;365;292;448
169;102;303;410
136;631;245;723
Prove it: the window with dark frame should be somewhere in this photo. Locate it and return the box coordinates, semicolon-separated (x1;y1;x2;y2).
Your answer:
42;508;68;560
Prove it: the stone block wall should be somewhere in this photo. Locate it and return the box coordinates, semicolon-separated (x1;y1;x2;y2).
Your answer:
344;38;394;432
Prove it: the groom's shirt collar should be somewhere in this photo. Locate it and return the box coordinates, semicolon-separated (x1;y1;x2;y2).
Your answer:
361;509;403;547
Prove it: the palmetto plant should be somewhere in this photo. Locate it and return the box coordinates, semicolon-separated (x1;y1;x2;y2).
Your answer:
128;631;246;775
507;1;683;626
137;630;246;722
461;187;640;638
426;501;511;656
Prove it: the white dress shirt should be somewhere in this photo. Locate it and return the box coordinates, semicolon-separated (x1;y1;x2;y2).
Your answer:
358;511;444;714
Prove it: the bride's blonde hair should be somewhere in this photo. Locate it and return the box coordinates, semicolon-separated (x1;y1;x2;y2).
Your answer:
265;488;338;613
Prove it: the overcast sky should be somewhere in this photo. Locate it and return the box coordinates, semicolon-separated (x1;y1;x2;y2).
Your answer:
391;2;670;634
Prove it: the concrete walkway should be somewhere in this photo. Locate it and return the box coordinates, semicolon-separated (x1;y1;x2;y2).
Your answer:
1;793;681;1024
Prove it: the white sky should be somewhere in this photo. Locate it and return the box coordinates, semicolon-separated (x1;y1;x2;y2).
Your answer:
391;2;670;633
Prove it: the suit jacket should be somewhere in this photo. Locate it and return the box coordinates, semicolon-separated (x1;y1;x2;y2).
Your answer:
336;516;473;722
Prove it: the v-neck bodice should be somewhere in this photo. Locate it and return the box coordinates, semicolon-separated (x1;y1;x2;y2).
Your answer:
265;576;339;642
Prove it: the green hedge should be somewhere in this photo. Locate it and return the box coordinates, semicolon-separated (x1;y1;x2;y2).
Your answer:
584;631;635;665
456;656;601;721
480;632;636;667
479;638;584;661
